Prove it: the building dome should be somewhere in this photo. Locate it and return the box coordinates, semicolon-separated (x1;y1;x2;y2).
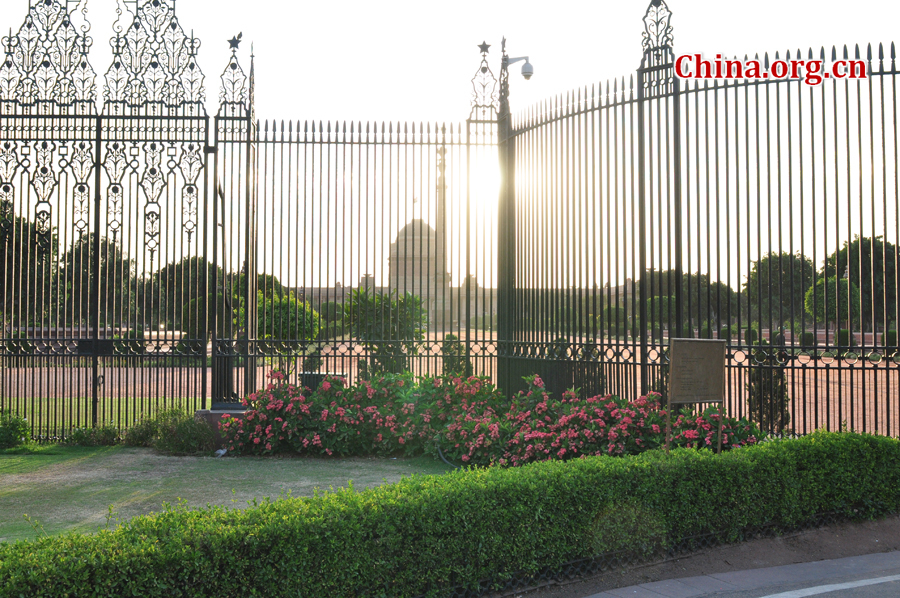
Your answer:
389;219;437;258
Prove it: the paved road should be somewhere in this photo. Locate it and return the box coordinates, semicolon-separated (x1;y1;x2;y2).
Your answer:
583;551;900;598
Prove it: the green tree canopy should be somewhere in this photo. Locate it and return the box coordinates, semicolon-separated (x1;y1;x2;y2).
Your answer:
257;292;321;344
0;201;57;327
646;295;675;327
230;271;288;302
743;251;816;329
153;256;223;329
804;276;861;328
821;236;897;331
60;233;137;327
318;301;343;323
636;269;744;326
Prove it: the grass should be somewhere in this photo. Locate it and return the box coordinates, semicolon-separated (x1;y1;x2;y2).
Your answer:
0;444;453;543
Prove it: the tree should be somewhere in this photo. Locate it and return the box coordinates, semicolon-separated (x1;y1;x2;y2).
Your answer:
804;276;861;328
821;236;897;331
257;292;321;350
743;251;816;330
230;271;288;302
318;301;343;323
635;269;744;327
646;295;675;327
60;233;137;327
181;292;241;341
152;256;222;329
0;202;57;327
344;288;426;375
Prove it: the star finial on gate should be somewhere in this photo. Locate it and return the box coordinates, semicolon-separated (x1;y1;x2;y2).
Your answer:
478;41;490;54
229;33;243;51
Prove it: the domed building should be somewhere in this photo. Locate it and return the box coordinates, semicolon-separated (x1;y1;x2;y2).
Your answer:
388;218;452;327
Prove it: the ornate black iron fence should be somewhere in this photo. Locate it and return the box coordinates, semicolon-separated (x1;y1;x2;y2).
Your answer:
501;1;900;436
1;0;898;440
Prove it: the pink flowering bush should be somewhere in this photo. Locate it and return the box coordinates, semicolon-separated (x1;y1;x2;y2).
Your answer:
221;370;763;465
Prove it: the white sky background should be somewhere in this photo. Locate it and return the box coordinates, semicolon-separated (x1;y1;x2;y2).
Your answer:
45;0;900;124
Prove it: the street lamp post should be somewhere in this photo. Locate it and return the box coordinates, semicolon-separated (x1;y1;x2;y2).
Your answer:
496;38;532;396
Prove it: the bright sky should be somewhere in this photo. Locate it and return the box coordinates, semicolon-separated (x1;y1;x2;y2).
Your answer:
22;0;898;124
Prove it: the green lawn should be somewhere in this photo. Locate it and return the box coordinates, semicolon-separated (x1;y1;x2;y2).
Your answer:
0;444;453;543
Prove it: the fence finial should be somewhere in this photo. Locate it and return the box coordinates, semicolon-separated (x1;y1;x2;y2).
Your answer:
641;0;673;52
470;39;499;120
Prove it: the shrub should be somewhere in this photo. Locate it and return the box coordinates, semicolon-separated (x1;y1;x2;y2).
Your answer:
301;350;323;373
152;410;216;455
67;423;119;446
800;331;816;347
123;416;157;447
0;412;31;449
719;324;732;340
122;410;214;454
882;329;897;348
344;288;426;375
836;329;856;347
441;333;470;376
744;327;759;344
699;322;713;339
746;340;791;435
222;370;762;466
2;432;898;598
113;326;146;356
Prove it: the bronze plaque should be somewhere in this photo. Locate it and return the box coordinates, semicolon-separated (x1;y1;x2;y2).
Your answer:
667;339;726;404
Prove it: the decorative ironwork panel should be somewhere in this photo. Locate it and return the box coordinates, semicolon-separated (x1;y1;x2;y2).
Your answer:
0;0;97;112
103;0;205;114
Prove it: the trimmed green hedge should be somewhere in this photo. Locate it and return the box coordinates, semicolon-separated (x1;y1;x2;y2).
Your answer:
1;431;898;597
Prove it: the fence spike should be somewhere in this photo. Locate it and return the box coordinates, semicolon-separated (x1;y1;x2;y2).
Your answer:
854;44;860;59
774;50;779;60
892;42;896;60
867;43;872;61
764;52;769;68
831;46;837;61
819;46;825;61
786;49;791;60
878;42;884;61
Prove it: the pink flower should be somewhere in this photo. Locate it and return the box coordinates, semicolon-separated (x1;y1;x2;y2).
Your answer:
321;381;332;391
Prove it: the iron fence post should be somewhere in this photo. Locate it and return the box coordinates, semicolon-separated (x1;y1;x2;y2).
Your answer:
637;59;650;395
91;114;102;426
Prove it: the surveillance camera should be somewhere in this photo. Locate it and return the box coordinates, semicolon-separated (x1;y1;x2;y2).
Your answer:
521;61;534;80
